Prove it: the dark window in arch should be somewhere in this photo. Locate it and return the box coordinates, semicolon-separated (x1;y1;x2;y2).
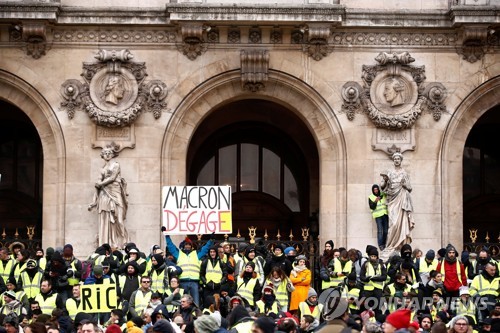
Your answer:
463;106;500;241
196;142;301;212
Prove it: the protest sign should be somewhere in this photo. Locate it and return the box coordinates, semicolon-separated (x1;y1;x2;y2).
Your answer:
81;284;117;313
162;186;232;234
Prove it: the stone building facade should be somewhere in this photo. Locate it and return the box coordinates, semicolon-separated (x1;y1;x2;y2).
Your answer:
0;0;499;257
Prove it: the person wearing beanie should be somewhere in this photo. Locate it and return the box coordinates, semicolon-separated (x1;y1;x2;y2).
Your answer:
298;288;323;321
384;309;411;333
105;324;123;333
360;245;387;315
227;305;254;332
437;248;446;261
5;275;29;311
368;184;389;251
116;261;141;306
319;240;336;292
340;271;362;315
126;321;143;333
148;253;167;294
119;248;147;276
289;255;311;313
236;261;261;309
194;315;220;333
200;246;226;307
263;242;292;277
62;243;83;290
436;244;467;298
253;316;276;333
415;250;438;285
2;312;20;333
235;246;265;285
255;284;280;316
162;227;214;307
0;289;27;320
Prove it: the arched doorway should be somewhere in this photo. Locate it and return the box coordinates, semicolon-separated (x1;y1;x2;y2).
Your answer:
187;99;319;238
0;100;43;247
463;105;500;247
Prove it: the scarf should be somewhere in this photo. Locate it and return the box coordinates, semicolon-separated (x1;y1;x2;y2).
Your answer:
291;264;306;277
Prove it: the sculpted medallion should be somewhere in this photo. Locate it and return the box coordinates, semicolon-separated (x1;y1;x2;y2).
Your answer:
341;52;447;130
60;49;168;127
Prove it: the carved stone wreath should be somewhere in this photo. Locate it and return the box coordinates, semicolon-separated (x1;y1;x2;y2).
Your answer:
60;49;168;127
341;51;447;130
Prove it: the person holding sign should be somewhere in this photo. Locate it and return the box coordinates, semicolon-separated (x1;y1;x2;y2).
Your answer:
162;227;214;307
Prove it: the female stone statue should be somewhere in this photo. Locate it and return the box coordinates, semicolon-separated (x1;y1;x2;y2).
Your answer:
88;143;129;248
380;152;414;250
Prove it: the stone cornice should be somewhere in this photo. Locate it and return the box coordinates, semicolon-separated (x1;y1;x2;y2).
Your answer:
449;6;500;26
344;9;452;28
166;4;344;23
56;7;168;25
0;3;59;21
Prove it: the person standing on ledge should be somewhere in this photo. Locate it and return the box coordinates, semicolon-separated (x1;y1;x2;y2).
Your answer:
368;184;388;251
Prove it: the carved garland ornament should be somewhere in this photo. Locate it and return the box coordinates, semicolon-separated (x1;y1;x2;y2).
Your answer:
341;51;447;130
60;49;168;127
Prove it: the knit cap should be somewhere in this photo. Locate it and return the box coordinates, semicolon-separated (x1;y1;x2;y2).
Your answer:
2;313;19;329
307;288;318;299
284;247;295;255
93;265;104;276
152;319;174;333
425;250;435;260
245;261;255;270
194;315;219;333
385;309;411;329
106;325;122;333
4;290;16;301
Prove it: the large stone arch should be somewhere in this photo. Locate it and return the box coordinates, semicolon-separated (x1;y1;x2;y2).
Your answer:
441;75;500;249
0;70;66;247
161;69;348;245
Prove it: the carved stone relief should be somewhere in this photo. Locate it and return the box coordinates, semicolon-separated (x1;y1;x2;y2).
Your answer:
60;49;168;127
9;22;49;59
341;51;448;130
92;124;136;151
457;25;489;63
240;49;269;92
302;24;333;61
372;128;416;156
178;24;208;61
249;27;262;44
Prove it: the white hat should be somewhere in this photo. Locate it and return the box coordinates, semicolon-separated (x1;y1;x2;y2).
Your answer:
459;286;470;296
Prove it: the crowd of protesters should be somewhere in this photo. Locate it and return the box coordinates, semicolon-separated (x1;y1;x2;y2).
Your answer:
0;228;499;333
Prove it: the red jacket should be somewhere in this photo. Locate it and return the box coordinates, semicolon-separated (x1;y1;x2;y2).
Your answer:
436;260;467;292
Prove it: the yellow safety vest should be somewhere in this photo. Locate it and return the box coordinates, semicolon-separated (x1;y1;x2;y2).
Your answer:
0;259;14;282
256;300;279;315
205;260;223;284
342;286;361;312
237;277;258;306
35;293;58;315
164;288;184;313
132;290;152;316
20;271;43;299
13;263;26;281
177;251;200;280
65;298;83;320
299;302;324;320
232;320;254;333
419;258;438;273
440;261;462;285
324;259;353;289
386;283;412;312
369;194;388;218
364;263;384;291
150;269;166;294
455;300;476;324
265;279;289;310
38;258;47;271
67;259;80;286
0;302;23;316
470;275;499;297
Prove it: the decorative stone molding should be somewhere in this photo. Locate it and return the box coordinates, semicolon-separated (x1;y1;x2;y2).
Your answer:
207;27;219;43
249;27;262;44
52;29;177;43
178;24;207;60
228;27;241;44
331;31;457;46
457;25;489;63
240;49;269;92
372;128;416;156
303;24;333;61
270;28;283;44
341;51;447;130
60;49;168;127
9;22;49;59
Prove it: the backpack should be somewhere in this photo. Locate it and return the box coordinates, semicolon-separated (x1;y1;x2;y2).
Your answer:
81;260;93;280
